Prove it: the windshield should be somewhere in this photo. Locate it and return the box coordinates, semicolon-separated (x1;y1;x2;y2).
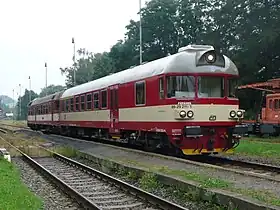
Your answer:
228;78;238;98
198;76;224;98
167;76;195;98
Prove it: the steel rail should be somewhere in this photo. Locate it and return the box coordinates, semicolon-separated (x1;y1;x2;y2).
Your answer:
0;133;187;210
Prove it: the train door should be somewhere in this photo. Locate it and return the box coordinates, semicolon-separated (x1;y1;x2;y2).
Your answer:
109;85;119;133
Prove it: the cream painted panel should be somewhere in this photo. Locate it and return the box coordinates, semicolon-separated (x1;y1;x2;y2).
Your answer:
60;110;110;122
27;116;35;121
119;104;240;122
36;114;52;122
53;113;59;121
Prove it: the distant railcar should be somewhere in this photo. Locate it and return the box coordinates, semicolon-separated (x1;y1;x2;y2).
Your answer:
238;78;280;136
27;45;248;155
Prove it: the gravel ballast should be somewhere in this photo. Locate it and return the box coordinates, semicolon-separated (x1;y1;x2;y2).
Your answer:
73;157;224;210
218;153;280;166
12;157;82;210
41;135;280;203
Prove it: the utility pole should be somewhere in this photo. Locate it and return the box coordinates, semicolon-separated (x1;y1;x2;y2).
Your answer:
28;76;31;102
139;0;142;65
12;89;14;122
19;84;21;120
45;62;47;91
72;37;76;86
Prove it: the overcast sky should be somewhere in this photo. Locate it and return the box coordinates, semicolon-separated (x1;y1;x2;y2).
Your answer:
0;0;148;99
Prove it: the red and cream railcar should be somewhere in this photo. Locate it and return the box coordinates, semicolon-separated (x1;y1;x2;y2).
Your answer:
27;91;63;131
52;45;247;155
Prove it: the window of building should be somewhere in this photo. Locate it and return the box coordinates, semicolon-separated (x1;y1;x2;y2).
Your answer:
167;76;195;98
75;96;79;111
101;91;107;108
87;93;92;110
80;95;85;111
93;92;99;109
159;78;164;99
135;81;145;105
198;76;224;98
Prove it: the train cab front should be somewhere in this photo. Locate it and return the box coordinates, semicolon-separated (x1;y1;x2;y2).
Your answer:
171;103;249;155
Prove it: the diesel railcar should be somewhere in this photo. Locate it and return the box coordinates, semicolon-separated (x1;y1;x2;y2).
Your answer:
27;45;248;155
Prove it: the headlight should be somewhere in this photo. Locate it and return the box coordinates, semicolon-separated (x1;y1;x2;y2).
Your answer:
229;110;236;118
179;110;186;118
206;53;216;63
187;110;194;118
236;110;243;117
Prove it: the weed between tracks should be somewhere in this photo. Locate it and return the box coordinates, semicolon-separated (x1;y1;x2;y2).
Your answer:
0;158;43;210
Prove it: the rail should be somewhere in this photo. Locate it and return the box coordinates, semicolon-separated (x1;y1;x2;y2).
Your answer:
0;134;187;210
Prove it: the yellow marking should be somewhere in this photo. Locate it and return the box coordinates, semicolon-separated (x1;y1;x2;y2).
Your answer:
182;148;234;155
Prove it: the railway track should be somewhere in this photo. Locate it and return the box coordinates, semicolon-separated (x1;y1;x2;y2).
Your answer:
1;123;280;182
0;135;187;210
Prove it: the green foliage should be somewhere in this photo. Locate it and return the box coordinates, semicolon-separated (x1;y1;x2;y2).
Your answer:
16;89;38;120
236;139;280;159
139;172;159;191
57;0;280;116
14;84;65;120
0;158;43;209
0;95;15;113
39;85;65;97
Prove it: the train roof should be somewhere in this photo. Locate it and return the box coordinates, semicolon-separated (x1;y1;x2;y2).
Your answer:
29;91;64;106
59;45;239;99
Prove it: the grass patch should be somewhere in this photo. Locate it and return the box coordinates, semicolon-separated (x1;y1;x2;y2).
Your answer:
0;120;27;128
0;158;43;210
0;132;49;157
117;158;232;189
139;172;159;191
243;136;280;143
236;139;280;158
232;188;280;207
112;157;280;207
102;162;231;209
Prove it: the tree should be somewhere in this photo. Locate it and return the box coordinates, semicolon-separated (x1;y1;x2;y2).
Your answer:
39;85;65;97
16;89;38;120
60;48;116;88
57;0;280;118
